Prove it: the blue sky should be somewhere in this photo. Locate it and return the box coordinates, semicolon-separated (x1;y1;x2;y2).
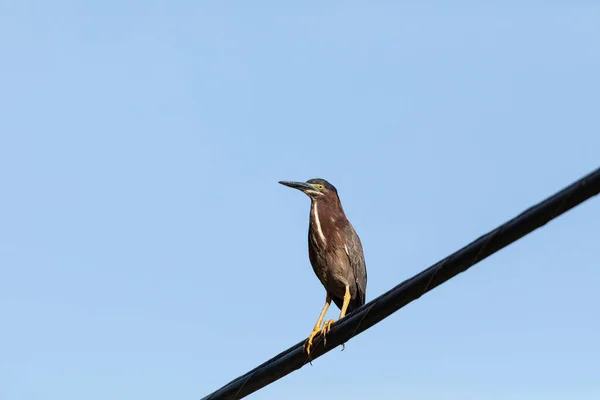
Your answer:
1;2;599;400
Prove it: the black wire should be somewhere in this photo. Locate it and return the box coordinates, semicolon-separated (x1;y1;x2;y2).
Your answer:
201;166;600;400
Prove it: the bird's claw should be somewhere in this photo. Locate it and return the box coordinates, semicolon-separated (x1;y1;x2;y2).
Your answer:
304;319;338;360
304;328;320;359
320;319;335;346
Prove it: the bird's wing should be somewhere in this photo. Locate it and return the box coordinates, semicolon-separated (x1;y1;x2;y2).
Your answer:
344;224;367;305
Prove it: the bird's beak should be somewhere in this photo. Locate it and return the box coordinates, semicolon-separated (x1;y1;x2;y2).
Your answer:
279;180;319;195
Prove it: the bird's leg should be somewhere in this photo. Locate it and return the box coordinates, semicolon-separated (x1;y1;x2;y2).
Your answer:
339;284;352;319
304;295;331;358
338;285;352;350
320;284;351;345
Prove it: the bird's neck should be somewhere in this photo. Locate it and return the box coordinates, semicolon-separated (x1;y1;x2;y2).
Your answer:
309;199;345;247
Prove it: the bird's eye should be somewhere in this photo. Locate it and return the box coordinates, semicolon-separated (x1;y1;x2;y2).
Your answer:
317;184;324;190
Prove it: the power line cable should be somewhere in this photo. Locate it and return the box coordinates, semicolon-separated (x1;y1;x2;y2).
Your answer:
201;166;600;400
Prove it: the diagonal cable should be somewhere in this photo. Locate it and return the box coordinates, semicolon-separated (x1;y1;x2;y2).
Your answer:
201;166;600;400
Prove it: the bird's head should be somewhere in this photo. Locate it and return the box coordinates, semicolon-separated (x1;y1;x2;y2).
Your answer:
279;178;339;202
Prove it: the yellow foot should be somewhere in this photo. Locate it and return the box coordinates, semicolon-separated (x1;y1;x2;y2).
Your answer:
320;319;335;346
303;328;320;359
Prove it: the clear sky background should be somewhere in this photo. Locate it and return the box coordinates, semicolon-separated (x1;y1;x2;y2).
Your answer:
1;2;599;400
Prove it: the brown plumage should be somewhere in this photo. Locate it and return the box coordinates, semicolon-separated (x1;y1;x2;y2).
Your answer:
279;178;367;357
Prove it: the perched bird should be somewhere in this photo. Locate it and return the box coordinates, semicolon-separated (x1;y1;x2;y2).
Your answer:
279;178;367;357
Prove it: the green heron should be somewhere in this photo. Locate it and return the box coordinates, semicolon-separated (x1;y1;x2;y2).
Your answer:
279;178;367;357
